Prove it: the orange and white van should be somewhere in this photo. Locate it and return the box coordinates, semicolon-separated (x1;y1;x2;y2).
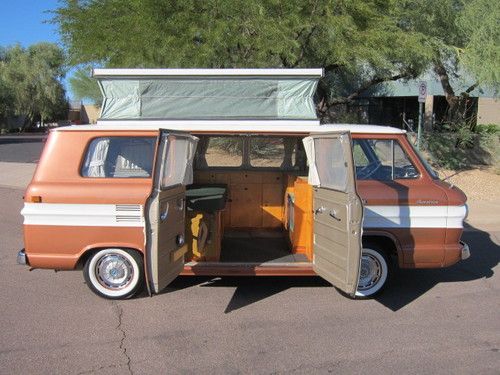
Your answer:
17;69;469;299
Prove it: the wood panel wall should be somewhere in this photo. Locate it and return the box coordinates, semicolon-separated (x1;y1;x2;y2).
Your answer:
194;171;285;229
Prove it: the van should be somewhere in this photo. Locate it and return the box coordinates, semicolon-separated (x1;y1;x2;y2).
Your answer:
17;69;469;299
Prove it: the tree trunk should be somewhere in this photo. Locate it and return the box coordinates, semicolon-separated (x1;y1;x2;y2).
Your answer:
433;61;460;123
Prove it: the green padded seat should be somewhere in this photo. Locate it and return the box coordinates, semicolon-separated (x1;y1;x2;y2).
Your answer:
185;184;228;212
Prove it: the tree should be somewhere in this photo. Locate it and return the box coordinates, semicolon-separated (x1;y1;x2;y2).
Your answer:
0;43;68;129
69;68;102;105
52;0;496;123
53;0;436;121
396;0;499;124
459;0;499;89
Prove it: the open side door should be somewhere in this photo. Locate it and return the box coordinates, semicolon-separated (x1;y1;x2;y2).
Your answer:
303;132;363;296
146;130;198;294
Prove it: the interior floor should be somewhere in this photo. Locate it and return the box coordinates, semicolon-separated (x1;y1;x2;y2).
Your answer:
219;230;309;263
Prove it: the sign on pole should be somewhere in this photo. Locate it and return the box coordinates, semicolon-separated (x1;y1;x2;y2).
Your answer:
416;81;427;150
418;81;427;103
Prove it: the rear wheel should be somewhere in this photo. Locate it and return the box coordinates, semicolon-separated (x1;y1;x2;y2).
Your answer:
355;246;391;299
83;248;144;299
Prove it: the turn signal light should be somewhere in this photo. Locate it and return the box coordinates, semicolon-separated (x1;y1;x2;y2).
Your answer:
30;196;42;203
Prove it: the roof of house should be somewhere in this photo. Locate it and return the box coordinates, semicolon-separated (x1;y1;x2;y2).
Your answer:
363;69;497;98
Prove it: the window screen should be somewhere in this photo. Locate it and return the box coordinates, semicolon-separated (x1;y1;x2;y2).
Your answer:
81;137;156;178
314;137;348;192
160;135;197;188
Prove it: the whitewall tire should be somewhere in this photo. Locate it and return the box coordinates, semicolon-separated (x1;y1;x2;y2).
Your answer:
83;248;144;299
355;246;390;298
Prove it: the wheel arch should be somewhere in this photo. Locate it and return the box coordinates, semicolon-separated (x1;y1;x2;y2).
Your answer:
362;231;402;267
75;245;145;270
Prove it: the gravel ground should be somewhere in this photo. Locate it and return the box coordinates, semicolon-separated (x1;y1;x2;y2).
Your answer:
438;168;500;201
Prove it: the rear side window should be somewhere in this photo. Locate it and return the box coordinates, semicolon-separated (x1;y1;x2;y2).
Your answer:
81;137;156;178
196;136;243;168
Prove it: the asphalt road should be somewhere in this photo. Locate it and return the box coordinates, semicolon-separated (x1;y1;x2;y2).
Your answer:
0;134;46;163
1;184;499;374
1;135;499;374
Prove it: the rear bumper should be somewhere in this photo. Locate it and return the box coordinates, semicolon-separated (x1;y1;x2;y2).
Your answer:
17;249;29;266
460;241;470;260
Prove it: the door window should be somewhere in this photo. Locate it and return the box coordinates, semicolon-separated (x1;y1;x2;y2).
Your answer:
160;135;198;188
353;139;419;180
303;134;350;192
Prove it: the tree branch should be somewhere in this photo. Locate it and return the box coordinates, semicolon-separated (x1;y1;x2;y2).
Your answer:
326;73;411;105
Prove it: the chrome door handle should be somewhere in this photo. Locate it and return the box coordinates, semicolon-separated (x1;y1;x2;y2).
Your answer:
329;210;341;221
160;203;169;221
315;206;325;215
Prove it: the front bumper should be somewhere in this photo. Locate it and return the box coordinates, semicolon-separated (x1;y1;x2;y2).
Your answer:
17;249;29;266
460;241;470;260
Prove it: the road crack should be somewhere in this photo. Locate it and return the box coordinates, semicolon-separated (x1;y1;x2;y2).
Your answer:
112;301;133;375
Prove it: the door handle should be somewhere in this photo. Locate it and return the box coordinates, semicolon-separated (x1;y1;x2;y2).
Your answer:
160;203;169;221
329;210;341;221
314;206;325;215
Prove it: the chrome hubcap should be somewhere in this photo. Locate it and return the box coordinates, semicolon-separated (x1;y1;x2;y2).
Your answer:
358;253;382;291
95;254;134;290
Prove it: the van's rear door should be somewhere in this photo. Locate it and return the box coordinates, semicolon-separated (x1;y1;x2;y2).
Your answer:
146;130;198;294
303;132;363;297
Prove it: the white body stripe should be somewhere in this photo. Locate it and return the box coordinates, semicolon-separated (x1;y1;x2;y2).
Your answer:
21;203;144;227
21;203;466;229
363;205;466;229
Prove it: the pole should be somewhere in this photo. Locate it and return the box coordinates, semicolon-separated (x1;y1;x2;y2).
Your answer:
417;101;424;150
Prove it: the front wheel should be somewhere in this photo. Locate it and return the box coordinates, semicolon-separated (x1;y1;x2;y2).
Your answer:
83;248;144;299
355;246;391;299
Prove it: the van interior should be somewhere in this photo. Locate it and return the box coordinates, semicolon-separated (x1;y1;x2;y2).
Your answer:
184;134;313;266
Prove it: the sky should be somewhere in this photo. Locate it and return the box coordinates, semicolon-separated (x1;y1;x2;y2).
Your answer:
0;1;76;98
0;1;61;46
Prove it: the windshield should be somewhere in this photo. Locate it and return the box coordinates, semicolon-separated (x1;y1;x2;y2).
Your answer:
406;136;439;179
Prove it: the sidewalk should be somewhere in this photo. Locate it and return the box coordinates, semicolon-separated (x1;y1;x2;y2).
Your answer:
0;161;497;232
0;162;36;189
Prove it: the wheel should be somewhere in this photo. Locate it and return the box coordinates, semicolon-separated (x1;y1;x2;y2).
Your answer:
83;248;144;299
355;245;391;299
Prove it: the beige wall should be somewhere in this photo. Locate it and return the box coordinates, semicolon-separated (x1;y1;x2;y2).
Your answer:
80;105;101;124
477;98;500;125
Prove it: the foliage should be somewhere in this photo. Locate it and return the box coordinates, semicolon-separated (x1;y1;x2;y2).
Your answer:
459;0;500;89
52;0;497;123
210;137;243;156
52;0;437;117
69;68;102;105
0;43;67;128
422;124;499;170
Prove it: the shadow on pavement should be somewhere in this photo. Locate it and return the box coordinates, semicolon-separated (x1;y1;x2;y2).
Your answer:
156;224;498;313
376;224;499;310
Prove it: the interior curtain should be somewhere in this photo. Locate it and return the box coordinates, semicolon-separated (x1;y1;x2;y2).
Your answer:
302;136;320;186
182;137;199;185
87;138;110;177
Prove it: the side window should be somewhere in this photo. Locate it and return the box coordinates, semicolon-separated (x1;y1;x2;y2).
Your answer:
249;137;306;170
160;135;197;188
353;139;419;180
314;137;348;192
195;136;243;168
195;136;307;171
81;137;156;178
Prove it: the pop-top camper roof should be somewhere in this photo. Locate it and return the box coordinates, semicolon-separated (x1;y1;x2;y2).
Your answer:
92;68;323;124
